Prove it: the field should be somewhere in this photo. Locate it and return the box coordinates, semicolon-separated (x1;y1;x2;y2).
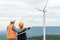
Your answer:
1;34;60;40
46;34;60;40
28;34;60;40
28;36;43;40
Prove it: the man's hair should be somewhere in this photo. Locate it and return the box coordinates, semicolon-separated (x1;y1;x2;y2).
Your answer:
10;21;15;24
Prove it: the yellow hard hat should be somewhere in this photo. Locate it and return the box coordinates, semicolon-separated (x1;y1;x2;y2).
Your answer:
18;21;24;27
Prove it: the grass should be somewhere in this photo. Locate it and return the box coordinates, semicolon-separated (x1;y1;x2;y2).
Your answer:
28;34;60;40
46;34;60;40
1;34;60;40
28;36;43;40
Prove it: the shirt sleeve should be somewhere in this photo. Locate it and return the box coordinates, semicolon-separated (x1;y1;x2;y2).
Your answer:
25;27;31;30
12;26;31;34
12;26;25;33
18;27;31;34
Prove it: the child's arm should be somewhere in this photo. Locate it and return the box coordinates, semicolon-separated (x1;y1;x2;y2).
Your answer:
12;26;26;33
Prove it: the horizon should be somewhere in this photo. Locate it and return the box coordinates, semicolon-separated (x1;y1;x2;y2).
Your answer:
0;26;60;31
1;27;60;35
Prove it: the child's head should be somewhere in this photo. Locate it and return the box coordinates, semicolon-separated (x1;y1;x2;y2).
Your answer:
18;21;24;28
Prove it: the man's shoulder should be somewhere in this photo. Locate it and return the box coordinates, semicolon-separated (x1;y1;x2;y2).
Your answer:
7;24;10;27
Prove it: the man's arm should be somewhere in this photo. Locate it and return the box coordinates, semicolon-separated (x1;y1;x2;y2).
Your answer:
12;26;31;33
12;26;26;33
25;27;31;30
18;27;31;34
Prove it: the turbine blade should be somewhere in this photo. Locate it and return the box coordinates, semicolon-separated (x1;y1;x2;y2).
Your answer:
35;8;42;11
43;0;48;10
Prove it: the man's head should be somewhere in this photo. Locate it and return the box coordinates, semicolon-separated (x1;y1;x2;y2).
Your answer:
18;21;24;28
10;21;15;25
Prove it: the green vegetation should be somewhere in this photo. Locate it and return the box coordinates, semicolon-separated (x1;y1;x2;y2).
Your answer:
1;34;60;40
28;36;43;40
46;34;60;40
28;34;60;40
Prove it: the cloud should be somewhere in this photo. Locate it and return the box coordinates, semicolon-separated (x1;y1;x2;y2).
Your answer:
0;0;60;31
48;0;60;7
0;17;60;26
0;17;60;31
0;0;16;1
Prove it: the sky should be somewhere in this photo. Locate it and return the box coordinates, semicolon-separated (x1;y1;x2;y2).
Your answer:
0;0;60;31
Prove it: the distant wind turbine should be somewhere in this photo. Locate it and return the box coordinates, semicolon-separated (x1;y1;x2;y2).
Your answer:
35;0;48;40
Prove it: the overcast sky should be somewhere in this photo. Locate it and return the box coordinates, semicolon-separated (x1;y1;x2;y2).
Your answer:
0;0;60;31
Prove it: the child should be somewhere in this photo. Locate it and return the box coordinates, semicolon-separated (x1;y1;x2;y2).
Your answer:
17;21;31;40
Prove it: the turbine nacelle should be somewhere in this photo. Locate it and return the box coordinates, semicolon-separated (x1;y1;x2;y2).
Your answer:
35;8;47;13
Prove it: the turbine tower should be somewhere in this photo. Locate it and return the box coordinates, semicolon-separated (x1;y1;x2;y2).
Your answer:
36;0;48;40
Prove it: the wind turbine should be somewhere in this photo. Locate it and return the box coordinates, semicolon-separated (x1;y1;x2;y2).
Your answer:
36;0;48;40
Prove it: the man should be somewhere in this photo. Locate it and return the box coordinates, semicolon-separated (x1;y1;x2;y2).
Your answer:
7;21;16;40
17;21;31;40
